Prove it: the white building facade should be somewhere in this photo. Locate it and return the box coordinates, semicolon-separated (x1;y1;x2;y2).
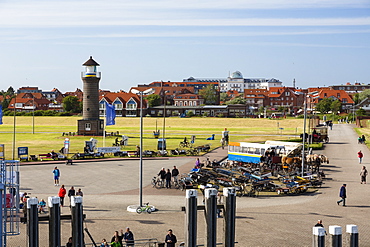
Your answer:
184;71;283;93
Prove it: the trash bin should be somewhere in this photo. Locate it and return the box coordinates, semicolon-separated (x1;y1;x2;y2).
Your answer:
157;138;166;150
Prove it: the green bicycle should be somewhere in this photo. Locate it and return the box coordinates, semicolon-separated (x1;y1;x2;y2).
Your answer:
136;202;152;214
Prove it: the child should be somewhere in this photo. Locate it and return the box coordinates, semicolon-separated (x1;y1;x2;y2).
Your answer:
38;199;46;213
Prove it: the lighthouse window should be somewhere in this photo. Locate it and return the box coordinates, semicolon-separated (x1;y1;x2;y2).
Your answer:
87;108;90;111
87;95;90;99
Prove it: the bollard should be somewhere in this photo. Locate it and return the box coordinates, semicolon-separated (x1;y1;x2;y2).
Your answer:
48;196;61;247
27;197;39;247
329;225;342;247
313;227;325;247
223;187;236;247
71;196;84;247
346;225;359;247
205;188;218;247
185;189;198;247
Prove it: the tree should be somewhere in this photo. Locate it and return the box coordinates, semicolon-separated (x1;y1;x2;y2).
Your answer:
199;84;218;105
358;89;370;103
316;98;342;114
145;94;161;107
331;100;342;114
225;96;246;105
352;93;360;105
62;96;81;113
6;86;15;96
316;98;334;114
357;108;366;116
220;92;231;103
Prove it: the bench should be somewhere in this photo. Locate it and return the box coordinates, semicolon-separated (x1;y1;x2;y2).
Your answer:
127;151;138;157
38;154;55;161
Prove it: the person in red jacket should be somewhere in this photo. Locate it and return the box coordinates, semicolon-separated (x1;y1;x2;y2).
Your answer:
358;150;364;164
58;185;67;207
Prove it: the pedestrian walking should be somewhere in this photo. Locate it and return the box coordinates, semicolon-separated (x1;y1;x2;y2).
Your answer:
165;229;177;247
111;230;123;246
337;184;347;207
100;239;109;247
172;166;179;184
195;158;201;168
360;166;368;184
314;219;324;227
158;168;166;187
165;169;172;189
68;186;75;207
314;220;327;234
59;185;66;207
123;227;134;246
358;150;363;164
76;188;84;197
222;128;229;144
53;166;60;186
362;135;366;143
66;237;73;247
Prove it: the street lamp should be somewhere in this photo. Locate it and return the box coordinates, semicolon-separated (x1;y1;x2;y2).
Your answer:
162;91;169;156
131;88;155;207
32;95;35;134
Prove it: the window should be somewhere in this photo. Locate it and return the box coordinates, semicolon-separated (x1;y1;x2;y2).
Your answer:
126;99;137;110
85;123;91;131
285;92;290;96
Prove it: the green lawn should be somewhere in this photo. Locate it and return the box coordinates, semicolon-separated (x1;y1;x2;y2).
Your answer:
0;116;304;159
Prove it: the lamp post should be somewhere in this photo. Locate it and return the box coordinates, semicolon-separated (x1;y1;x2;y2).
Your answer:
162;91;169;155
131;88;154;207
301;97;307;177
32;95;35;134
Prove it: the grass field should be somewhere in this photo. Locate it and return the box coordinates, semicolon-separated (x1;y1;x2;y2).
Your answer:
0;116;304;159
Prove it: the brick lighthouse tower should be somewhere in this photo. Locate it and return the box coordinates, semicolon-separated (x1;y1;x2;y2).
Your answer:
77;56;104;135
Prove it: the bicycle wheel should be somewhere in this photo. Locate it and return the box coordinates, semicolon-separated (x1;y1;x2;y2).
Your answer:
174;181;180;190
155;180;163;189
146;208;152;214
136;207;142;214
179;143;185;148
151;178;156;188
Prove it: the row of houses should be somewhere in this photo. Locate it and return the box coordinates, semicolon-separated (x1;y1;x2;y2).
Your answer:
3;81;360;117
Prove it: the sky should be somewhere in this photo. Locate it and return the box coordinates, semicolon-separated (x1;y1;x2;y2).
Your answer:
0;0;369;93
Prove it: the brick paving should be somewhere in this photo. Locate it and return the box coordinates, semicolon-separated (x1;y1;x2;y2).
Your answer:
8;124;370;246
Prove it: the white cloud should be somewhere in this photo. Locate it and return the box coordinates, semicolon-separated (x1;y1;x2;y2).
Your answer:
0;0;369;28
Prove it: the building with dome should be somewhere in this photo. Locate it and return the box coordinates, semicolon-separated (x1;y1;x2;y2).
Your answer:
184;71;283;93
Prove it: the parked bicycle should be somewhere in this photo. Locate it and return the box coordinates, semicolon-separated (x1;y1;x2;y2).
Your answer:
151;176;163;189
179;141;193;148
136;202;152;214
186;148;199;156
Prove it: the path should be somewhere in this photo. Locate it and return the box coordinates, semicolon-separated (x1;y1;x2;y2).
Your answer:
8;124;370;246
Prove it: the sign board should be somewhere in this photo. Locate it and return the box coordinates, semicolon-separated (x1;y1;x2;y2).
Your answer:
97;147;120;153
18;147;28;156
0;144;4;159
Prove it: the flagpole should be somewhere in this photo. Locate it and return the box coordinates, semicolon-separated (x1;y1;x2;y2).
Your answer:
12;97;16;160
103;104;106;147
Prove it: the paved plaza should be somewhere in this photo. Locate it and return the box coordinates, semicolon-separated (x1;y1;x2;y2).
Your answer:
8;123;370;246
